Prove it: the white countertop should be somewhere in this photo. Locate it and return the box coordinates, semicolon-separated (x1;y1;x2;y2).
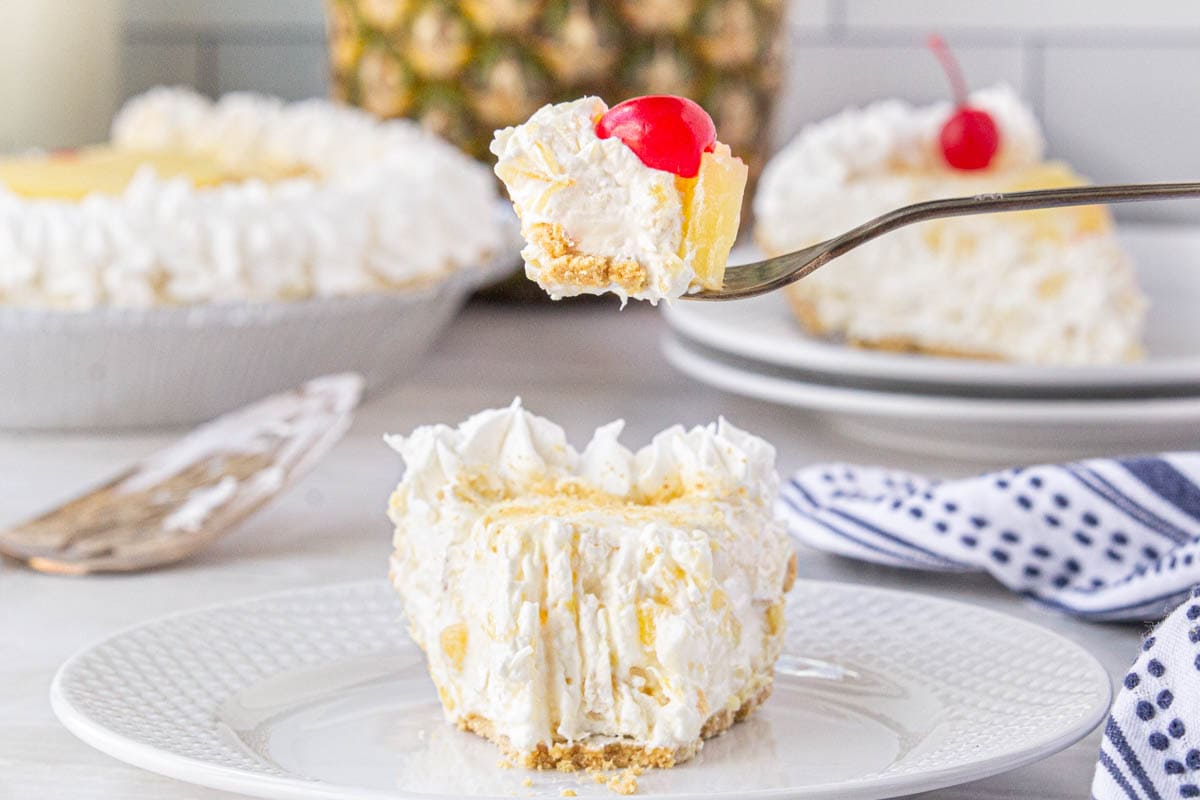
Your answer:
0;302;1139;799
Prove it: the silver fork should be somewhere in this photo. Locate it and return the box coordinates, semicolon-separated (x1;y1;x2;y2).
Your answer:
687;182;1200;301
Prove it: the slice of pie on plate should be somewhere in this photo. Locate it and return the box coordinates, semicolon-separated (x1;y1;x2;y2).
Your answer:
754;86;1147;365
385;401;796;770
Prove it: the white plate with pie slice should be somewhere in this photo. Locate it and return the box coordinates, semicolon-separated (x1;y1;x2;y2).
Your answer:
52;580;1109;800
662;225;1200;397
662;332;1200;462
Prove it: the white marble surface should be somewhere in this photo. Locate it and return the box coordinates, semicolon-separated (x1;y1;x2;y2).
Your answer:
0;302;1143;799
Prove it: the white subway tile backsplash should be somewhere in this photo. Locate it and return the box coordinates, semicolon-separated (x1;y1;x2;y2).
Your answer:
788;0;833;30
1042;46;1200;223
126;0;324;32
216;42;328;100
130;1;822;35
122;41;201;100
772;43;1026;148
843;0;1200;34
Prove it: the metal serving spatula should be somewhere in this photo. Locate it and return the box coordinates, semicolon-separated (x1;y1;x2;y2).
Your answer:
0;374;363;575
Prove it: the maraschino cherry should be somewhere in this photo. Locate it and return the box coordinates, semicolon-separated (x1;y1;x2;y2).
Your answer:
595;95;715;179
928;34;999;171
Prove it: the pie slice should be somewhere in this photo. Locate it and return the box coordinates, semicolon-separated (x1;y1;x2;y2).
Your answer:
385;401;796;770
754;86;1146;365
491;96;747;304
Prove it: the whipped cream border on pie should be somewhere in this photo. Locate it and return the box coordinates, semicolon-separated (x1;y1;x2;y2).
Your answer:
385;400;795;769
0;87;502;309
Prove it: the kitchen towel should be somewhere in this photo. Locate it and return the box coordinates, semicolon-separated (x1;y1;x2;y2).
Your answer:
779;453;1200;622
1092;585;1200;799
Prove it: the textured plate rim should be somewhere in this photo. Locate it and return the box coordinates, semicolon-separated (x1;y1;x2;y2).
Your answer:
662;224;1200;391
50;579;1112;800
663;332;1200;425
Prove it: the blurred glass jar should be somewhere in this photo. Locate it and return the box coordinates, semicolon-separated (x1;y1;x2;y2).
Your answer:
0;0;121;151
325;0;784;185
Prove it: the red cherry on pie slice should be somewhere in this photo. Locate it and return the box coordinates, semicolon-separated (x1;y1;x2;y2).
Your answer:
928;34;1001;171
939;107;999;170
595;96;716;179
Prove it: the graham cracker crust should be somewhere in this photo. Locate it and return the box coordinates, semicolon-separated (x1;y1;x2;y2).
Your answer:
784;286;1001;361
458;682;773;771
528;222;648;295
783;288;829;337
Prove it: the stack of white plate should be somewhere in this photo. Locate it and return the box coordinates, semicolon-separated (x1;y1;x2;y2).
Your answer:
663;226;1200;461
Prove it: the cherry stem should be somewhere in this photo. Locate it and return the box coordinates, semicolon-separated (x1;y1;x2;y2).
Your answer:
927;34;968;107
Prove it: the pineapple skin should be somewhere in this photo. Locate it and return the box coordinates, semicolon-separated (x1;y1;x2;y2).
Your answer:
325;0;784;185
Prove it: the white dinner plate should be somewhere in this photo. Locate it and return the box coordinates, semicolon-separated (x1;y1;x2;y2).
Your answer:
52;580;1110;800
663;333;1200;461
662;225;1200;396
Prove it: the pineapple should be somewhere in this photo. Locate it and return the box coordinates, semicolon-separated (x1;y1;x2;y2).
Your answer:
326;3;362;77
697;0;760;67
357;45;413;117
464;43;550;150
616;0;695;33
325;0;783;184
706;79;761;156
462;0;544;33
405;2;473;80
358;0;410;29
413;84;476;145
536;0;619;84
621;41;699;98
921;162;1111;257
1003;161;1110;237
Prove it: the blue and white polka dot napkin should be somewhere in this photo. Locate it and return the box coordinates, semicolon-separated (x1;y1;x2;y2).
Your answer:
1093;586;1200;800
779;454;1200;622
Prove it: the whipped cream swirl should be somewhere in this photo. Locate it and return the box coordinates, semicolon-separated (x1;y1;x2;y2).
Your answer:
387;398;779;510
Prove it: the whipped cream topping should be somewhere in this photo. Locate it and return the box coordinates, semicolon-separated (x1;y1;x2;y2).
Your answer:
754;85;1146;364
491;98;692;304
0;87;501;309
386;400;793;756
756;85;1044;245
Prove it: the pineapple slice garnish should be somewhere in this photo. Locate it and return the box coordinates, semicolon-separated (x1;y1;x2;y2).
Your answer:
677;142;747;291
0;147;308;200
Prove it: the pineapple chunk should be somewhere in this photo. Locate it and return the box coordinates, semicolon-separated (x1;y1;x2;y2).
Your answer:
922;160;1110;253
678;142;748;291
1004;160;1111;239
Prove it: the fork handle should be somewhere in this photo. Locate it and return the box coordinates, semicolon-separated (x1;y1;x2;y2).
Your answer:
829;182;1200;261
